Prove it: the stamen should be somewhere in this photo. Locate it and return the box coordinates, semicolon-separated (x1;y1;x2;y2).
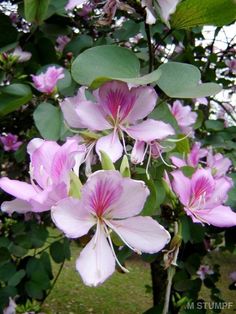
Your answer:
103;223;129;273
120;130;128;155
145;145;152;180
155;145;176;169
166;132;192;143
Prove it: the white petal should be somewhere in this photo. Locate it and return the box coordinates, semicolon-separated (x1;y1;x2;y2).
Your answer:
1;199;32;215
76;224;115;286
109;216;171;254
51;197;95;238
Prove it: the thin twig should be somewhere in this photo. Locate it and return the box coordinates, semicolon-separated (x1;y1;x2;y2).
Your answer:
145;23;154;73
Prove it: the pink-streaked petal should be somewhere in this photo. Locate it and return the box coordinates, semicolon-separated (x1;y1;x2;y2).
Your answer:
1;199;32;215
76;224;115;286
125;119;175;142
109;216;171;253
205;176;233;208
98;81;132;121
127;86;158;123
51;197;95;238
131;140;146;164
170;156;186;168
60;88;87;129
171;170;191;206
51;138;78;184
27;138;44;156
96;132;123;162
111;177;150;219
187;142;207;167
31;141;60;189
191;169;215;200
0;178;36;201
190;206;236;227
30;182;68;212
81;170;123;216
75;101;111;131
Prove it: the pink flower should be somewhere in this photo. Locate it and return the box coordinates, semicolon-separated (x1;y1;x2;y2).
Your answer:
225;59;236;74
62;81;174;162
171;142;207;168
0;133;22;152
172;168;236;227
3;298;16;314
229;271;236;282
52;170;170;286
197;265;214;280
157;0;180;22
31;66;64;94
207;151;232;178
170;100;197;135
12;46;32;62
65;0;87;10
56;35;70;52
0;138;83;215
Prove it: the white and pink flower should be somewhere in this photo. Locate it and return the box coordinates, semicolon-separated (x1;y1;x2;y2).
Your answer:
52;170;171;286
31;66;64;94
0;133;22;152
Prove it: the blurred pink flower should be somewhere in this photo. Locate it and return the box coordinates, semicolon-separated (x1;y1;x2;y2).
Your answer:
170;100;197;135
0;138;83;215
65;0;87;10
197;265;214;280
52;170;170;286
229;271;236;282
12;46;32;62
225;59;236;74
172;168;236;227
0;133;22;152
3;298;16;314
56;35;70;52
207;150;232;178
31;66;64;94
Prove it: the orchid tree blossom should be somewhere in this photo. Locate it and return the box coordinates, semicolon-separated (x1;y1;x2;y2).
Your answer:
61;80;174;162
170;100;197;135
31;66;64;94
171;168;236;227
206;150;232;178
0;138;83;215
52;170;171;286
170;142;207;168
11;46;32;62
0;133;22;152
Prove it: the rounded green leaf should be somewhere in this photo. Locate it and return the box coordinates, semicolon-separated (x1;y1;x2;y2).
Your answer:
0;84;32;116
157;62;221;98
71;45;140;86
33;102;63;140
171;0;236;29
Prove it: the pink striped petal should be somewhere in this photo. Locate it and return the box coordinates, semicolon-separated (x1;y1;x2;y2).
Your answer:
0;178;36;201
171;170;191;206
96;132;123;162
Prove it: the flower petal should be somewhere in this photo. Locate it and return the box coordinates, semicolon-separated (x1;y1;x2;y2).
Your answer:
131;140;146;164
0;178;36;201
111;177;150;218
51;197;95;238
170;156;186;168
96;132;123;162
127;86;158;123
171;170;191;206
76;224;115;286
191;206;236;227
75;101;111;131
125;119;175;142
205;176;233;208
109;216;171;253
1;199;32;215
60;88;87;129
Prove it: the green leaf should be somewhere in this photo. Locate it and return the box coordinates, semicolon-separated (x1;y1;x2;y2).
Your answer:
175;135;190;154
181;216;205;243
157;62;221;98
33;102;63;140
0;14;18;49
0;263;16;282
171;0;236;29
113;20;140;41
24;0;50;24
69;171;82;199
100;150;116;170
71;45;162;88
64;35;93;55
149;102;179;132
181;166;196;178
205;119;224;131
120;155;131;177
0;84;32;116
25;281;44;299
8;270;26;286
72;45;140;87
50;240;70;263
0;248;11;266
